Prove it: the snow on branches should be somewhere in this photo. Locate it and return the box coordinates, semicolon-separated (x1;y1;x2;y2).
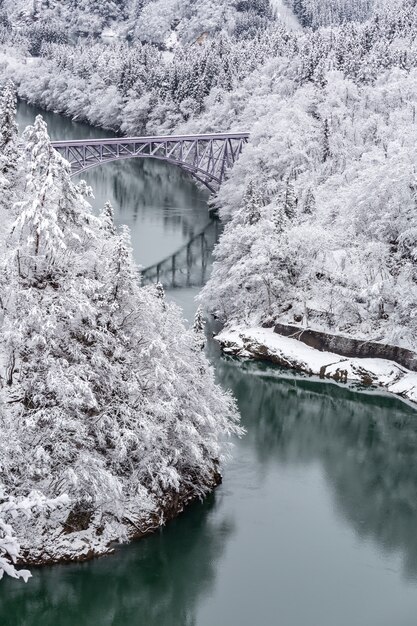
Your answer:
0;79;17;176
0;99;241;578
0;488;69;582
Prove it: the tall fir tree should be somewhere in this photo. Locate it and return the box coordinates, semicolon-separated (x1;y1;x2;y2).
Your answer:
0;81;18;178
283;176;297;220
242;179;264;225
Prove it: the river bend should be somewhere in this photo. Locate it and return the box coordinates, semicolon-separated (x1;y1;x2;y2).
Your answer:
2;102;417;626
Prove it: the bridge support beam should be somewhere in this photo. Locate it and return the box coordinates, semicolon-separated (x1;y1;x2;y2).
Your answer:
52;132;249;192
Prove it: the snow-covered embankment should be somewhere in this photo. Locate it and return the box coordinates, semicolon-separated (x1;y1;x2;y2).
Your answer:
216;326;417;405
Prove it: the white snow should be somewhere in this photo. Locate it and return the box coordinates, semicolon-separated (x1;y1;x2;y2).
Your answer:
101;28;118;39
270;0;301;30
216;326;417;405
165;30;179;50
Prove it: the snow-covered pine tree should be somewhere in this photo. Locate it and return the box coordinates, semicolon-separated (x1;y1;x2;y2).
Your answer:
242;179;264;225
303;187;315;214
283;176;297;220
193;305;206;350
0;81;19;231
0;80;18;176
0;115;240;570
322;118;331;163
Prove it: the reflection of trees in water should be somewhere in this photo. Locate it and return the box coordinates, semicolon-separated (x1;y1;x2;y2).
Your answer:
82;158;210;239
0;494;234;626
17;101;118;144
215;353;417;579
142;221;221;289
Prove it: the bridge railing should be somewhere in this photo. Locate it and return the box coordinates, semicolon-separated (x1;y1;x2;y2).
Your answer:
51;132;249;148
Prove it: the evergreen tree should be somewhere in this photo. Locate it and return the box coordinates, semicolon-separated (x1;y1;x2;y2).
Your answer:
303;187;316;214
322;118;331;163
193;305;206;350
0;80;18;176
242;179;264;225
283;176;297;220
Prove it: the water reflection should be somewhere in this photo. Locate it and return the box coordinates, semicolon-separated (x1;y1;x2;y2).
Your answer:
217;355;417;580
81;159;210;269
142;221;221;289
0;494;234;626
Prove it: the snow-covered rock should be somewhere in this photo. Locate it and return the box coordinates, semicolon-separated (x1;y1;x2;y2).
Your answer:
216;326;417;405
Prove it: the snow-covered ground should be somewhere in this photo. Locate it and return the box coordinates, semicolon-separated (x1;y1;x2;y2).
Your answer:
270;0;301;30
216;326;417;405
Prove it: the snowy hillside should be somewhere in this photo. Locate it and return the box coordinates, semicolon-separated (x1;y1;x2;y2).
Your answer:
0;86;240;580
2;0;417;580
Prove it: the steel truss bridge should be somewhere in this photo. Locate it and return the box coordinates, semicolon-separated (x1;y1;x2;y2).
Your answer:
52;132;249;191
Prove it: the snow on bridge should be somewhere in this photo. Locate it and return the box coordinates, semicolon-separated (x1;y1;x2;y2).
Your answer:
52;132;249;192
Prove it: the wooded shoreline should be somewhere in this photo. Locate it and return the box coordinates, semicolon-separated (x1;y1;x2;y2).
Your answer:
19;472;222;567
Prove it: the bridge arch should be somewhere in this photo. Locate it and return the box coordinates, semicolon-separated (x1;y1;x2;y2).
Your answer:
52;132;249;192
68;154;222;192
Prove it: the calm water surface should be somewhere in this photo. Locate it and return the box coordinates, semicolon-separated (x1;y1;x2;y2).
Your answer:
3;103;417;626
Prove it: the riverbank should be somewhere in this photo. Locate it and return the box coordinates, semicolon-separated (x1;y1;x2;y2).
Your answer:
0;99;241;580
19;471;222;567
216;326;417;406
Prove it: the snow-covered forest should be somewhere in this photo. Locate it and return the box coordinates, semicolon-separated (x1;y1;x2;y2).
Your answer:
202;0;417;351
285;0;374;27
0;0;275;45
0;83;240;581
1;0;417;582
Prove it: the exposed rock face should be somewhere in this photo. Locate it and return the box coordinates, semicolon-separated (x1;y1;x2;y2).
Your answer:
63;502;94;534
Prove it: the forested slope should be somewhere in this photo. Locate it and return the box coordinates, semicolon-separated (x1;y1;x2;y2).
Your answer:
2;0;416;351
202;1;417;352
284;0;374;27
1;0;275;45
0;84;240;581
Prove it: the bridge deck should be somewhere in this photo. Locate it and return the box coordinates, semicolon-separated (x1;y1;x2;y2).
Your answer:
52;132;249;148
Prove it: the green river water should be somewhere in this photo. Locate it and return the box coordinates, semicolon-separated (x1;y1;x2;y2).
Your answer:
1;103;417;626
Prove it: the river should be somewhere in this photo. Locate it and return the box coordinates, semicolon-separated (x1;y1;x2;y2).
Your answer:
2;103;417;626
